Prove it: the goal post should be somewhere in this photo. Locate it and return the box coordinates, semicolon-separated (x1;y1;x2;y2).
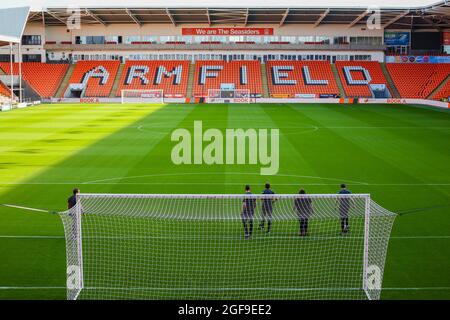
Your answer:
121;89;164;104
59;193;396;300
206;89;252;103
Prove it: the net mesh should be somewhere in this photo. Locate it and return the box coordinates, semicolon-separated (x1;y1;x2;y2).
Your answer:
59;194;396;300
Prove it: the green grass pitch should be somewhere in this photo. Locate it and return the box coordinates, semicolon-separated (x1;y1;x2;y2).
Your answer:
0;102;449;299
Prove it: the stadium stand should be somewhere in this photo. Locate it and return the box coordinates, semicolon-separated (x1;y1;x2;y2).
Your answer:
63;60;120;97
0;80;10;98
432;77;450;100
335;61;391;98
193;60;262;97
0;63;20;75
387;63;450;99
116;60;190;98
0;62;69;98
266;61;339;97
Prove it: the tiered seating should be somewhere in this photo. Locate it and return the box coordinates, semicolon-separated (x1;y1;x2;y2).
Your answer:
335;61;390;98
116;60;190;97
64;60;120;97
193;60;262;97
387;63;450;98
0;62;69;98
0;80;10;98
432;77;450;100
0;62;20;75
266;61;339;97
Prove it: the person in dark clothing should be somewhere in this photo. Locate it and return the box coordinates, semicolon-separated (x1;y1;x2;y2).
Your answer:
68;188;80;210
260;183;276;233
242;185;256;239
338;184;351;234
294;189;313;236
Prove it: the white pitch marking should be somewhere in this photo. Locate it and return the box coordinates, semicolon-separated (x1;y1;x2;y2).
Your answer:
1;204;48;213
136;124;320;136
0;235;64;239
136;125;168;135
0;182;449;186
3;125;445;130
0;286;65;290
82;171;369;185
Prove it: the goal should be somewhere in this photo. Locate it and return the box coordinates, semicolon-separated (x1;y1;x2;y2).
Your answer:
206;89;252;103
121;89;164;104
59;193;396;300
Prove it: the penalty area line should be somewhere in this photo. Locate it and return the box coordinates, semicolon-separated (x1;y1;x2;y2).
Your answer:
2;204;49;213
0;182;449;186
1;204;57;214
0;181;450;186
0;286;450;291
0;286;65;290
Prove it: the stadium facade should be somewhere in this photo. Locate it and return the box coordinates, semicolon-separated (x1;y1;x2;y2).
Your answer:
0;2;449;107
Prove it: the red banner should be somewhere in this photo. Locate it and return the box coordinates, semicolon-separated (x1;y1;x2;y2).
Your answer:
443;32;450;45
182;28;273;36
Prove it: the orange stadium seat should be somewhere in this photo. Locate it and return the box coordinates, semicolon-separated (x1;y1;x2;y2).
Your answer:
0;80;10;98
335;61;391;98
387;63;450;99
266;61;339;97
193;60;262;97
116;60;190;97
64;60;120;97
432;77;450;101
0;62;69;98
0;63;19;75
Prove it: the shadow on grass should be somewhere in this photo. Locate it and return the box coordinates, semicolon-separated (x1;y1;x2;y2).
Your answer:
0;103;198;299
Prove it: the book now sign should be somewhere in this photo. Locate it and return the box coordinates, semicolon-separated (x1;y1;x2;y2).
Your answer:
182;28;274;36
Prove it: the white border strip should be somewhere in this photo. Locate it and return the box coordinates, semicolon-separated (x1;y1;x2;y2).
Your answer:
358;98;449;109
47;97;450;108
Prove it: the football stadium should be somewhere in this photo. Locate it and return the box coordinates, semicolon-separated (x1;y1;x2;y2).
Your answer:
0;0;449;301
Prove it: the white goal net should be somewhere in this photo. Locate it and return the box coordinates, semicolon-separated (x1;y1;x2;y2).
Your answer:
59;193;396;300
121;89;164;104
206;89;252;103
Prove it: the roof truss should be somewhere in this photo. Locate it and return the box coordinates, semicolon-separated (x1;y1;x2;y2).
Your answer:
27;2;450;30
314;9;330;27
126;9;141;26
85;9;107;26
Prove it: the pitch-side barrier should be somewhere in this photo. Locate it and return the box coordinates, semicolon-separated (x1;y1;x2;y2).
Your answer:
47;97;450;109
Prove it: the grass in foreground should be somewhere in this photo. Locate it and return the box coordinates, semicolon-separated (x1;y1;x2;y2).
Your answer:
0;103;449;299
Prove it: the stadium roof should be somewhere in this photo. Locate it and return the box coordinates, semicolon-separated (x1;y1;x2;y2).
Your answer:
0;1;447;10
13;0;450;29
0;7;30;46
